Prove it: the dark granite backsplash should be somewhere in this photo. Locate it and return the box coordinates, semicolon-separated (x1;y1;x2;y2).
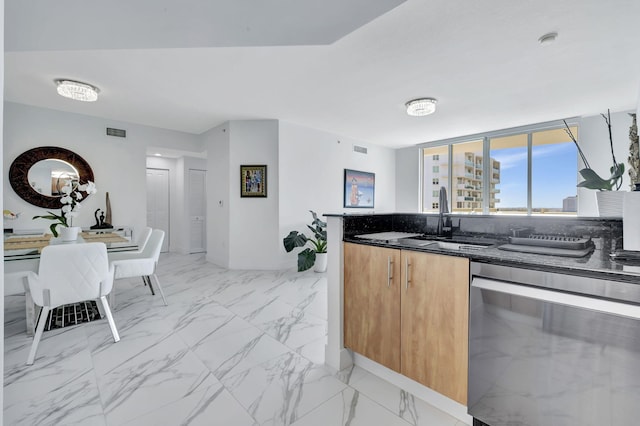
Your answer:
342;213;622;246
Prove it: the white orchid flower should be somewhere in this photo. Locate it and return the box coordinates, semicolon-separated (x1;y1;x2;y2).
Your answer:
85;181;97;194
60;195;72;204
61;183;73;195
75;192;83;201
61;205;72;213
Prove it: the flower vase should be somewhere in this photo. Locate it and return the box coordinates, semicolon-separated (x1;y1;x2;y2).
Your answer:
59;226;81;241
596;191;625;217
314;252;328;273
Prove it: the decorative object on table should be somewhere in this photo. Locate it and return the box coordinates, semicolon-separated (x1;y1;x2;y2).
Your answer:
105;192;113;223
563;110;625;191
240;165;267;197
628;113;640;190
283;210;327;272
32;180;97;239
564;110;626;217
343;169;375;208
90;205;112;229
3;209;20;220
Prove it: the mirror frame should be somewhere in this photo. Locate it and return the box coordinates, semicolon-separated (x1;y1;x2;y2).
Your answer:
9;146;95;209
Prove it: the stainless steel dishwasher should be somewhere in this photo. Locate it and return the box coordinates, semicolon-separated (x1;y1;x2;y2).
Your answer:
468;262;640;426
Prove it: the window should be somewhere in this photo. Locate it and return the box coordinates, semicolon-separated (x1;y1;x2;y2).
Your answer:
421;121;578;215
452;140;483;213
490;134;527;214
532;128;578;213
422;145;449;212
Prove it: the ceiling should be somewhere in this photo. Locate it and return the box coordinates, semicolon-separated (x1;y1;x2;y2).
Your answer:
5;0;640;149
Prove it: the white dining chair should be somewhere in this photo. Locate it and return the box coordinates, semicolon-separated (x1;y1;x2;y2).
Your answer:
110;229;167;307
108;226;154;293
25;242;120;365
4;271;28;297
108;226;152;262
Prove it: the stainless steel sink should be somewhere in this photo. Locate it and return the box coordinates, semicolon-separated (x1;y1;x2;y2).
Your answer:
394;238;492;251
429;241;489;251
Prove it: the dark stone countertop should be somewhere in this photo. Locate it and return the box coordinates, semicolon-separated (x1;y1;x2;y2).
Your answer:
329;212;640;282
343;235;640;283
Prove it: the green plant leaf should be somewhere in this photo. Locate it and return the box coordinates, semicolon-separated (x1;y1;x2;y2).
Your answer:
610;163;625;179
49;223;60;237
297;248;316;272
284;210;327;271
577;168;613;190
283;231;308;252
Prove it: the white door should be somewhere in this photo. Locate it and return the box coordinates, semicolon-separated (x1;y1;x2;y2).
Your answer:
188;169;206;253
146;168;170;252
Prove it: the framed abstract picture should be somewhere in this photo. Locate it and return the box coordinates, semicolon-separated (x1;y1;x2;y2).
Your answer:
343;169;375;208
240;165;267;197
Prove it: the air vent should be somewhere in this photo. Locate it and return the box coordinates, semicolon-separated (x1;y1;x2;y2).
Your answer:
353;145;368;154
106;128;126;138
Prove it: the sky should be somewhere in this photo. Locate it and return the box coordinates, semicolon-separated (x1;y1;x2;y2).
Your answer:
492;143;577;209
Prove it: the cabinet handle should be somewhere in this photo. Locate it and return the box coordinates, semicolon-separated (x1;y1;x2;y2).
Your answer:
387;256;394;288
405;257;411;291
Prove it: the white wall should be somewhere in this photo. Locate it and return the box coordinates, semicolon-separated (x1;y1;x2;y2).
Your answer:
279;121;396;268
228;120;280;270
395;146;420;212
4;102;202;241
203;123;231;267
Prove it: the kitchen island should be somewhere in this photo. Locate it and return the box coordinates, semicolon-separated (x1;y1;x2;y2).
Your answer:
324;212;637;425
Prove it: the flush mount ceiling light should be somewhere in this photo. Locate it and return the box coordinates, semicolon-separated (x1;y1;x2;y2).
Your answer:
55;80;99;102
538;32;558;45
405;98;437;116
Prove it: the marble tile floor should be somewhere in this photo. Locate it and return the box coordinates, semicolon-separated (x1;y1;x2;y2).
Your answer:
4;253;468;426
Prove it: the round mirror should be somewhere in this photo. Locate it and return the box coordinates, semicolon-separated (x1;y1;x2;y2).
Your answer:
9;146;94;209
27;159;80;196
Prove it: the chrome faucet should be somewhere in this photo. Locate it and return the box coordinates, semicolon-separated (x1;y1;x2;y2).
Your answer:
437;186;452;237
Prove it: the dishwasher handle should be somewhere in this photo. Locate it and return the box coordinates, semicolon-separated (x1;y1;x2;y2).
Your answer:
472;277;640;321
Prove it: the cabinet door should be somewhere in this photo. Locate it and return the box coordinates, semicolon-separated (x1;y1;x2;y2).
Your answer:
344;242;401;372
400;251;469;405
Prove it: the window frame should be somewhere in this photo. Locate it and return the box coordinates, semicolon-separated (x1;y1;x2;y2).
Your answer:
419;118;580;215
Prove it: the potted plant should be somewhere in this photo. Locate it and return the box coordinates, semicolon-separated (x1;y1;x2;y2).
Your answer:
564;109;626;216
283;210;327;272
33;180;97;240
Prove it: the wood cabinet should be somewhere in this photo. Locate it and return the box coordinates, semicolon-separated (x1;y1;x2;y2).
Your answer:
400;249;469;405
343;242;469;405
344;242;401;371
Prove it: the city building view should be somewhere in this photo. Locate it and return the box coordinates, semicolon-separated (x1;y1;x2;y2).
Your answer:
422;127;578;214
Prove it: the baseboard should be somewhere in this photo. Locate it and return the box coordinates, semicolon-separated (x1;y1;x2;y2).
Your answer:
353;353;472;425
324;345;353;372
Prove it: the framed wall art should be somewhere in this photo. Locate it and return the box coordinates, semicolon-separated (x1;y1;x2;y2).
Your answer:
240;165;267;197
343;169;375;208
